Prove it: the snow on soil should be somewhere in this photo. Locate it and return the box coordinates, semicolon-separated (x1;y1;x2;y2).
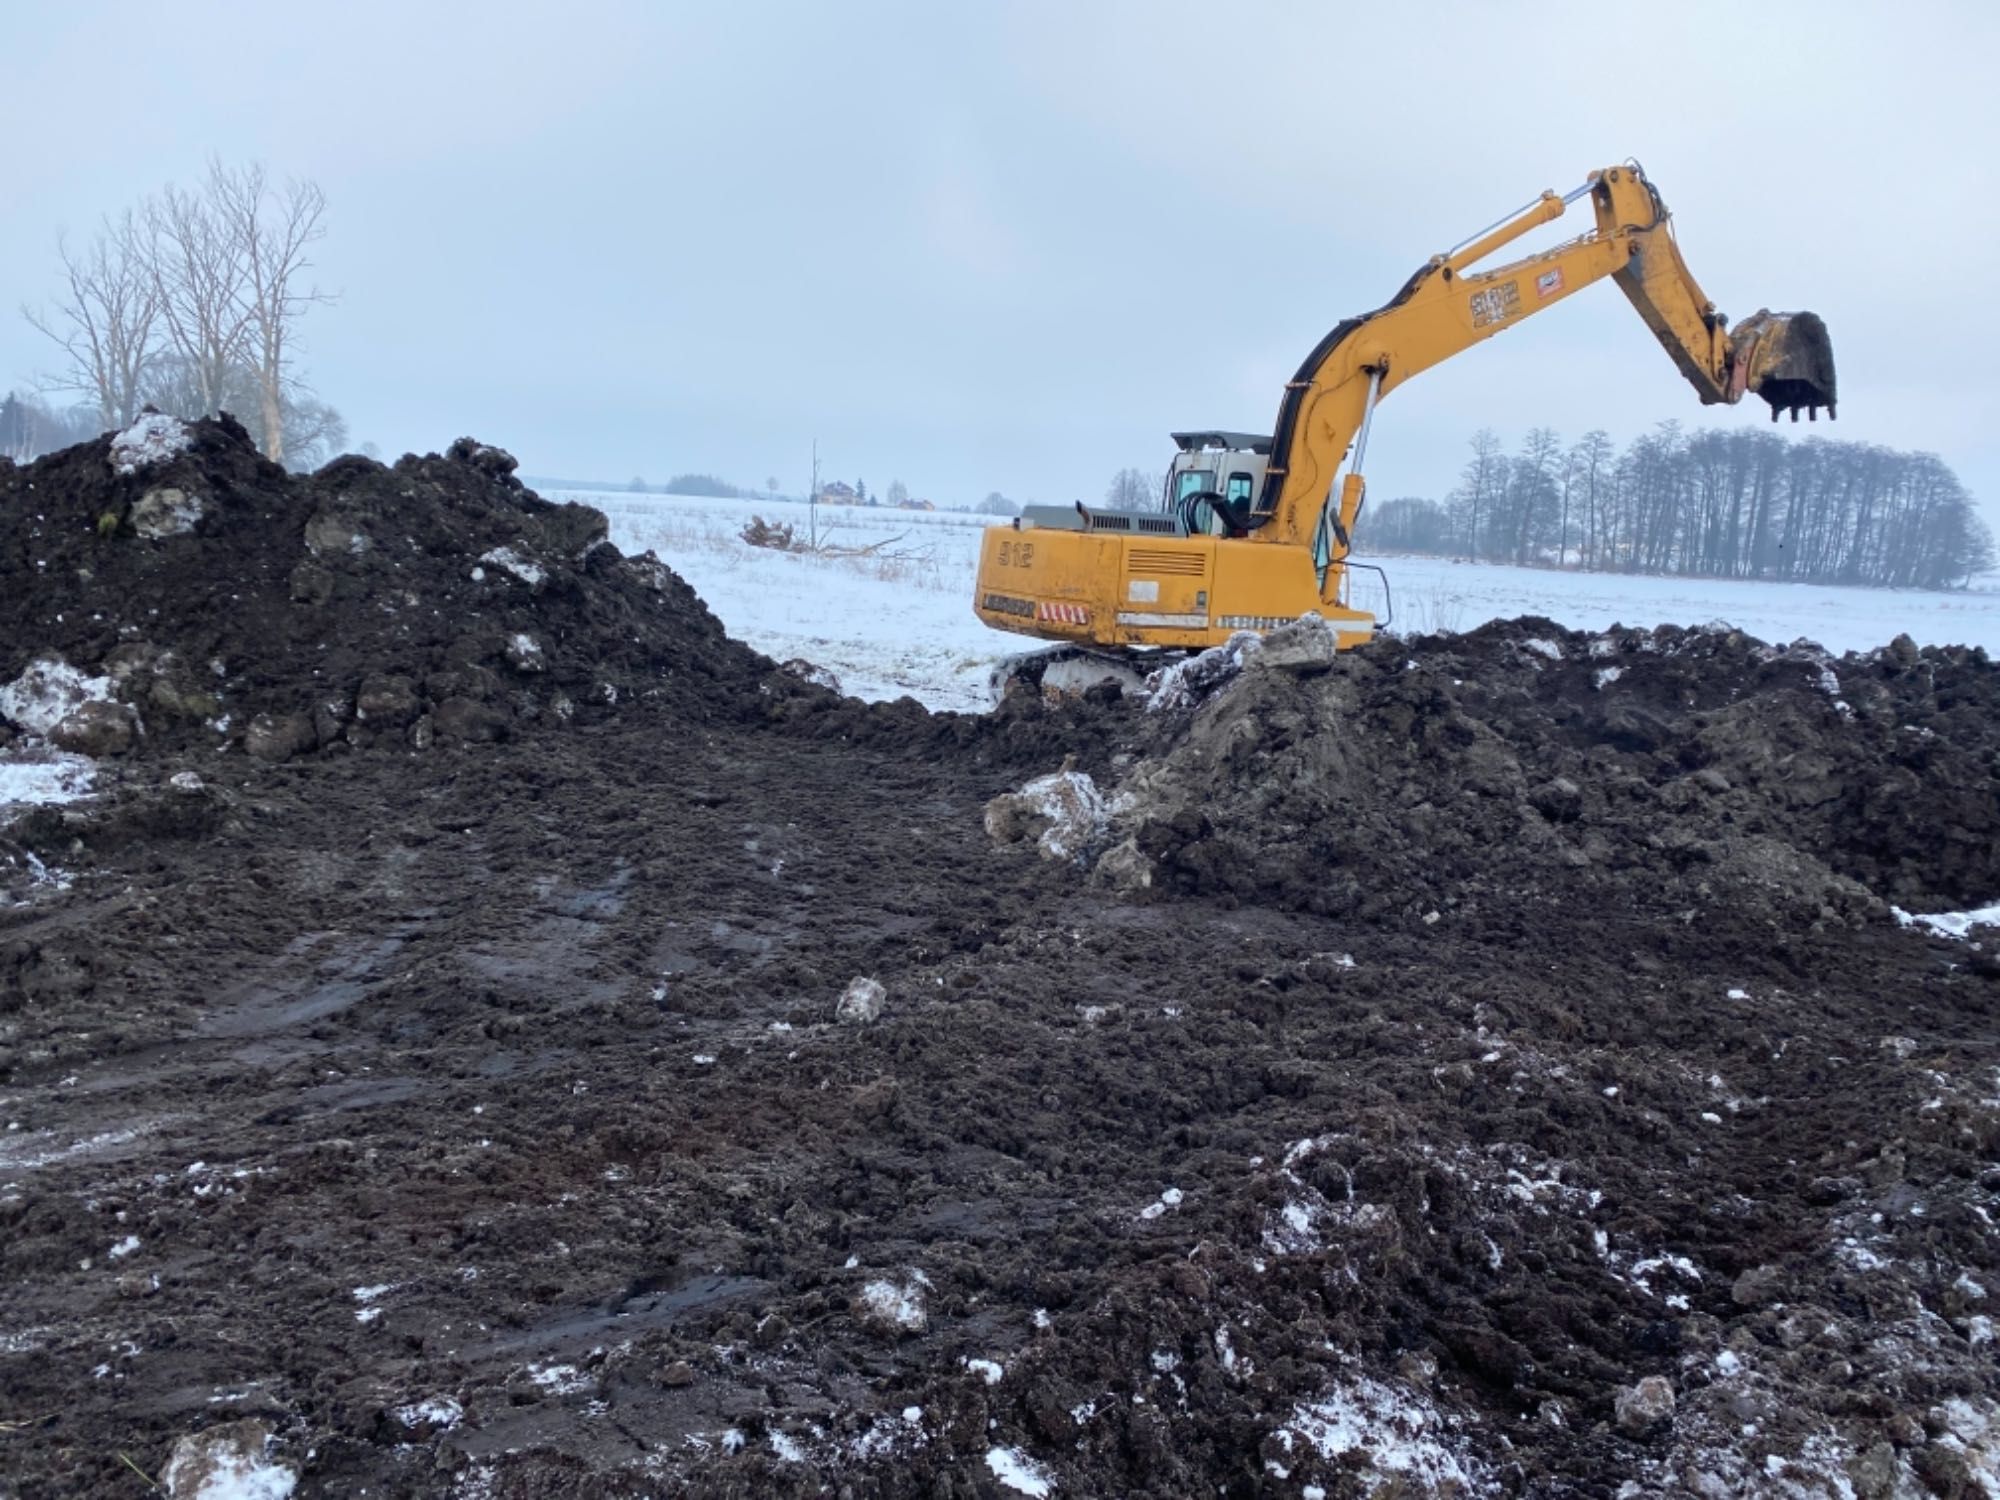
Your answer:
1275;1371;1488;1492
392;1395;463;1429
480;546;546;587
985;1445;1056;1496
0;750;96;810
158;1425;297;1500
858;1277;927;1333
109;411;191;474
1003;768;1111;861
1893;901;2000;940
0;656;116;736
570;488;2000;712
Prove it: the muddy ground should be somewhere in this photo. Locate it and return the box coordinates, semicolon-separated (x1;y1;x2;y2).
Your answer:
2;422;1996;1498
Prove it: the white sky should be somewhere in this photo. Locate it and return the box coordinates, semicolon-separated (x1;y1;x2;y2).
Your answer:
3;0;1995;521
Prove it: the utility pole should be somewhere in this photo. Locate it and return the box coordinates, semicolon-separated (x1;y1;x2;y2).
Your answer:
809;439;821;551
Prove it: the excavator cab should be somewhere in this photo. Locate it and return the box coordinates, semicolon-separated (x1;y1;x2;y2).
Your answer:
1166;432;1269;536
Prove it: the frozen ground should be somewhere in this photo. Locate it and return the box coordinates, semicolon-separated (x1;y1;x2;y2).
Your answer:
519;490;2000;713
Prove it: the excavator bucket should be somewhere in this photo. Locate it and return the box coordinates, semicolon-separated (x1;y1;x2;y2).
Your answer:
1730;310;1837;422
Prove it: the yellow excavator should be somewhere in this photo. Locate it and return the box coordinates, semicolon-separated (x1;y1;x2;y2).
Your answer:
973;163;1835;684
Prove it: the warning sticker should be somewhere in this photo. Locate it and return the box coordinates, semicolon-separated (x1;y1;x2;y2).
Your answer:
1469;280;1521;328
1127;579;1160;603
1537;267;1564;299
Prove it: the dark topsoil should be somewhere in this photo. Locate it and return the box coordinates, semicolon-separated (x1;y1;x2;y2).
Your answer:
1;419;1995;1498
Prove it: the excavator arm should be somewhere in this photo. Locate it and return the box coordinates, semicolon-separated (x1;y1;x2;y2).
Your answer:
1258;164;1836;563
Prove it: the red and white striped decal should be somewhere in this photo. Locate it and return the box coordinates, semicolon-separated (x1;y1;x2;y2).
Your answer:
1036;602;1089;626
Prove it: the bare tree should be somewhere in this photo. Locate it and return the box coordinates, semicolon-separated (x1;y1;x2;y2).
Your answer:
21;211;161;431
279;394;348;472
1105;467;1160;509
146;178;252;418
207;161;330;465
1450;428;1504;559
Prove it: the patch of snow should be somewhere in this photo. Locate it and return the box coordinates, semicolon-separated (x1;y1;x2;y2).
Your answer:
985;1445;1054;1496
110;412;190;474
108;1235;141;1259
1893;901;2000;941
1593;666;1623;688
770;1431;805;1463
480;547;546;587
528;1362;591;1395
394;1396;463;1430
1145;631;1261;711
964;1358;1004;1385
0;657;116;736
859;1278;927;1334
1280;1372;1487;1494
1838;1239;1890;1271
1214;1326;1245;1376
1522;637;1563;660
1002;768;1110;862
0;751;97;810
159;1427;296;1500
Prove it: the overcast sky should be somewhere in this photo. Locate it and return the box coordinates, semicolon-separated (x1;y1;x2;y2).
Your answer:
5;1;1996;520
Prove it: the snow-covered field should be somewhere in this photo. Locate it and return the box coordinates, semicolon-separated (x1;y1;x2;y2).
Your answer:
578;492;1022;711
571;489;2000;713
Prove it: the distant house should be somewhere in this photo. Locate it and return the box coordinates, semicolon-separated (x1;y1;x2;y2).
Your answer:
817;481;858;505
897;496;936;511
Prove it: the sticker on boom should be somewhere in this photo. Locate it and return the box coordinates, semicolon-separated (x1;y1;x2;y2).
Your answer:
1469;280;1521;328
1536;267;1564;299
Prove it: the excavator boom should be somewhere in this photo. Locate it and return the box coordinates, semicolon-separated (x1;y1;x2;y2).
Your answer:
973;163;1835;663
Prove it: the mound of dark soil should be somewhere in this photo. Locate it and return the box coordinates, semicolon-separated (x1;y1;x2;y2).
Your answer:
0;417;776;759
1104;616;2000;931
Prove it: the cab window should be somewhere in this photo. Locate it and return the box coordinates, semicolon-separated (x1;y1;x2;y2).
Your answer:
1224;472;1254;508
1175;469;1214;502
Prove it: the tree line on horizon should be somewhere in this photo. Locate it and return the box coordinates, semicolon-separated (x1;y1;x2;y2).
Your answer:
1357;423;1995;590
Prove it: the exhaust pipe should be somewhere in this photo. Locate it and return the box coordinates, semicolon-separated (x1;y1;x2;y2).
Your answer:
1729;309;1837;422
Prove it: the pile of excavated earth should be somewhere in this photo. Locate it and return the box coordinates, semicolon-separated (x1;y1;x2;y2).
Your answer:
1;415;1995;1499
